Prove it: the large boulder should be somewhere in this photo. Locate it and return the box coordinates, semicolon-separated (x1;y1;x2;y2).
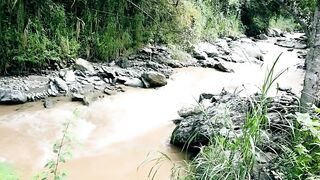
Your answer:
74;58;95;74
171;92;247;148
0;89;27;104
141;71;167;88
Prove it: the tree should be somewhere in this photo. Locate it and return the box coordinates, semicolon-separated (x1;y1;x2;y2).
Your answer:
300;0;320;108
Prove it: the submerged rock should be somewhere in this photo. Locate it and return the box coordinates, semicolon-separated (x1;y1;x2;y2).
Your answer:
43;98;54;108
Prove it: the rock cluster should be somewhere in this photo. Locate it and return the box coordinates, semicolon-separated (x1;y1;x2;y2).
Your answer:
0;45;174;105
171;90;299;149
170;89;300;178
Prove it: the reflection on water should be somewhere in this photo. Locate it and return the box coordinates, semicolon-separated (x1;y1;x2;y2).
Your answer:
0;38;305;179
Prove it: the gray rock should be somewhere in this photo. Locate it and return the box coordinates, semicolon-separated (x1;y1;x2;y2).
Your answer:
213;63;234;73
82;94;99;106
43;98;54;108
178;105;202;118
0;89;28;104
74;58;95;74
124;78;144;88
71;93;84;102
64;70;76;83
229;39;264;62
53;77;68;92
171;92;247;148
104;88;116;96
193;50;207;60
275;41;295;48
258;34;268;40
141;71;167;88
267;28;282;37
141;47;152;54
101;66;117;79
272;28;282;37
277;85;292;92
199;93;217;103
196;42;220;57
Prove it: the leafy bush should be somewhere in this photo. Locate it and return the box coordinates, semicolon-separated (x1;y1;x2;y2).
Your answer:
274;110;320;179
0;163;18;180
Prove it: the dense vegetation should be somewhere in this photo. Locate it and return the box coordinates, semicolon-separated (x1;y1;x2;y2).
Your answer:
1;0;307;74
0;0;244;74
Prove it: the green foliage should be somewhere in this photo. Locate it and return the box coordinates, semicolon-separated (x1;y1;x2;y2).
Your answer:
0;163;19;180
197;0;243;42
0;0;245;73
270;15;300;32
241;0;280;36
274;110;320;179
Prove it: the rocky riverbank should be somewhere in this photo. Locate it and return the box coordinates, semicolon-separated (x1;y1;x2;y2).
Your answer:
0;30;307;107
170;87;301;178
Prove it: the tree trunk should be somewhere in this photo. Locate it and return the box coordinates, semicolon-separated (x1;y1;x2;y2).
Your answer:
300;1;320;109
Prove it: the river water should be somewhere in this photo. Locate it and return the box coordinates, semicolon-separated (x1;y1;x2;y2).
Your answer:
0;37;305;179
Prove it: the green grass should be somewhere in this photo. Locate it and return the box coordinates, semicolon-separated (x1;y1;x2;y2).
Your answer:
0;163;19;180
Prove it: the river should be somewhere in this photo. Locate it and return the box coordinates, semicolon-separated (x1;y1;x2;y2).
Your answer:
0;36;305;179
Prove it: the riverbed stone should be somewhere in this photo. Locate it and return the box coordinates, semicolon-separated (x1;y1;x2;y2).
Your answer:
43;98;54;108
53;77;68;92
213;63;234;73
71;93;84;102
64;70;76;83
124;78;144;88
141;71;167;88
0;89;27;104
192;50;207;60
74;58;95;74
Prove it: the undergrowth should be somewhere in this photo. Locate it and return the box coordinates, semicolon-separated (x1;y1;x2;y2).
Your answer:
0;0;244;74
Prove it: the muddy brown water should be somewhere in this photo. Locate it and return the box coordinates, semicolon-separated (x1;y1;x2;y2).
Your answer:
0;36;305;179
